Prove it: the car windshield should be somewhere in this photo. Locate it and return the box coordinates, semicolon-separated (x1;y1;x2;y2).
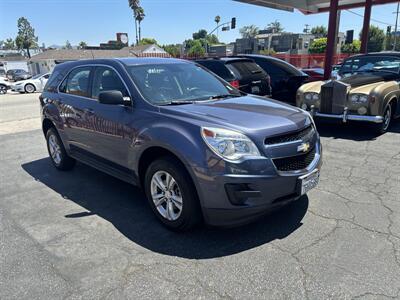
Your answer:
345;56;400;76
126;63;241;105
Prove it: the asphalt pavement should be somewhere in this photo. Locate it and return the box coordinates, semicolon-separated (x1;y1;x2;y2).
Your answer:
1;92;399;299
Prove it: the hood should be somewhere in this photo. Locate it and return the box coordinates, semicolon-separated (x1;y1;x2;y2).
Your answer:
161;96;310;138
340;71;398;88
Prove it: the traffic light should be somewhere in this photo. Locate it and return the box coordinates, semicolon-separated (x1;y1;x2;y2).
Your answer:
345;30;354;44
231;17;236;29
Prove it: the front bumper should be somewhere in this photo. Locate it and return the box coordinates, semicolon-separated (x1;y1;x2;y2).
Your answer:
310;106;383;124
197;142;322;227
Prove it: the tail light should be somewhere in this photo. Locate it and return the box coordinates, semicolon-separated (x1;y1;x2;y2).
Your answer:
230;80;240;89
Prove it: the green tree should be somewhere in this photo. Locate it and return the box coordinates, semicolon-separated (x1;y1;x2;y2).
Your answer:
15;17;38;58
309;38;327;53
128;0;144;44
359;25;385;52
135;6;145;42
266;20;284;33
239;25;259;39
162;44;180;57
188;40;205;56
64;40;72;49
78;41;87;49
193;29;208;40
341;40;361;54
3;38;16;50
311;26;327;37
138;37;158;45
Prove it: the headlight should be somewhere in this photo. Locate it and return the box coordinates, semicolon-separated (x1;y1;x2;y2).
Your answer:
304;92;319;101
350;94;368;104
201;127;261;161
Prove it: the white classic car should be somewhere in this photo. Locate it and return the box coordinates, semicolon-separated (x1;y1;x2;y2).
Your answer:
11;73;51;93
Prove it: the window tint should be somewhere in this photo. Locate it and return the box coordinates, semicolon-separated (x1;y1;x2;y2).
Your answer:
45;69;65;93
196;61;235;81
226;61;264;78
255;60;287;77
91;67;128;99
62;67;91;97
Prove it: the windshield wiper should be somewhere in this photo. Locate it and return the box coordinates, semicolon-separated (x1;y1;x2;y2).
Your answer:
159;100;196;106
208;94;241;100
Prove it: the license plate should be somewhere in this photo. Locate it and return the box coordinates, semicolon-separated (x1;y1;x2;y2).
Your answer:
299;169;320;195
251;86;260;94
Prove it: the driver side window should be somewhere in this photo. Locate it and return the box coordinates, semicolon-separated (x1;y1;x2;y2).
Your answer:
91;67;129;100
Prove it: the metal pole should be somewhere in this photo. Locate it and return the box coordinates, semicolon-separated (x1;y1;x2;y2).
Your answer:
324;0;339;80
393;1;399;50
360;0;372;53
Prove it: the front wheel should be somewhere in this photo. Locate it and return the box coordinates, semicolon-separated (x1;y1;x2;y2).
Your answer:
375;104;393;134
46;128;76;170
144;157;201;231
0;84;7;94
24;83;35;93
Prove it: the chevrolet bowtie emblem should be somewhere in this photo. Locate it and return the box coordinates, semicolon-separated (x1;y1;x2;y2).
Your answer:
297;142;310;153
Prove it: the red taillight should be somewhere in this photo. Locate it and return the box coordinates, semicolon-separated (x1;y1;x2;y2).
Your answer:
230;80;240;89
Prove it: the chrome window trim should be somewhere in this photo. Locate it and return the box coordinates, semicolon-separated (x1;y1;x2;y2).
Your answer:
57;63;133;103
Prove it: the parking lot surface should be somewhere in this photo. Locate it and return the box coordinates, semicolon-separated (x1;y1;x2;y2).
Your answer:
1;93;399;299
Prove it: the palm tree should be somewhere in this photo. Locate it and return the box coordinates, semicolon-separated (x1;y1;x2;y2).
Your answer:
267;20;284;33
215;15;221;39
239;25;259;39
135;6;145;43
128;0;140;44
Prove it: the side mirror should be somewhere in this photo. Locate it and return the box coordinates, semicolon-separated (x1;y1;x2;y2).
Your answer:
98;90;126;105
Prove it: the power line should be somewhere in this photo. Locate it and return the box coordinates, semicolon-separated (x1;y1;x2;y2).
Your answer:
345;9;395;27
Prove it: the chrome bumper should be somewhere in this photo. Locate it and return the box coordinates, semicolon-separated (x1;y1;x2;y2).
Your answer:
310;106;383;124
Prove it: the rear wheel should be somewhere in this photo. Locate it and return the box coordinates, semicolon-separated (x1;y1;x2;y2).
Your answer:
24;83;35;93
144;157;201;231
0;84;7;94
46;128;75;170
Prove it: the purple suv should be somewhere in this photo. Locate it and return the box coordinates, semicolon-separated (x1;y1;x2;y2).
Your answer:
40;58;322;231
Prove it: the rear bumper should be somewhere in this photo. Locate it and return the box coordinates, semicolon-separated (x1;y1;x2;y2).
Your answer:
310;106;383;124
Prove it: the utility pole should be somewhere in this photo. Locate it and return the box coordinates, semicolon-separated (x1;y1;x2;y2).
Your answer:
393;1;399;51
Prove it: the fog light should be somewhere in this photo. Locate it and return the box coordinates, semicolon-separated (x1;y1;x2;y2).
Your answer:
358;107;367;115
301;103;308;110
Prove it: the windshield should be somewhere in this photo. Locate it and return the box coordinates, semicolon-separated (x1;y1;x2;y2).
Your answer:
127;63;241;105
341;56;400;76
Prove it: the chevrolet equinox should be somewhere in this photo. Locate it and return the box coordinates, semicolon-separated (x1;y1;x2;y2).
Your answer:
40;58;322;231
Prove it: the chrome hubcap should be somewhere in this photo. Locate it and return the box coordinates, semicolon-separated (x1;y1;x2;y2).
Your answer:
383;107;391;130
0;86;5;94
150;171;183;221
48;134;62;165
26;85;34;93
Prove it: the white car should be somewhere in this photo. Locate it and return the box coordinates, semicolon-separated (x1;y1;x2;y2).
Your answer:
11;73;51;93
0;77;11;94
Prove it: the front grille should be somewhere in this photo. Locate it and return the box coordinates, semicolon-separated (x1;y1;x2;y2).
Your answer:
265;126;313;145
273;147;316;172
320;85;333;113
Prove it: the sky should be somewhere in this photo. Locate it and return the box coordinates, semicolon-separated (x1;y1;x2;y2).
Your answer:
0;0;398;47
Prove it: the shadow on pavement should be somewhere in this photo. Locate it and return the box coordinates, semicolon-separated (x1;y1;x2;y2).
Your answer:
316;119;400;141
22;158;308;259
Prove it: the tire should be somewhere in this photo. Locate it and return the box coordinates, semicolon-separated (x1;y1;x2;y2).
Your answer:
24;83;35;93
0;84;7;94
375;103;393;134
144;157;201;231
46;127;76;171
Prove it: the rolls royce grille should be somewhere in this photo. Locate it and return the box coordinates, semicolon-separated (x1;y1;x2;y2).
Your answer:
320;85;333;113
265;125;314;145
273;147;316;172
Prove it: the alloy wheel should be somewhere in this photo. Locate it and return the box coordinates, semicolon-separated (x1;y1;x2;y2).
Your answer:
150;171;183;221
382;105;392;131
0;85;6;94
25;84;35;93
48;134;62;165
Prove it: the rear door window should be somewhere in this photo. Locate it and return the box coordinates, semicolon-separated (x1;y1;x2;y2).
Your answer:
60;67;92;97
196;61;235;81
226;61;264;79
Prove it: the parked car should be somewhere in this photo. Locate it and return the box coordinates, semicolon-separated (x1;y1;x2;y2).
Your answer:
236;55;309;103
0;68;6;79
6;69;32;81
195;57;272;96
11;73;51;93
0;77;11;94
297;52;400;133
40;58;321;231
301;68;325;82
